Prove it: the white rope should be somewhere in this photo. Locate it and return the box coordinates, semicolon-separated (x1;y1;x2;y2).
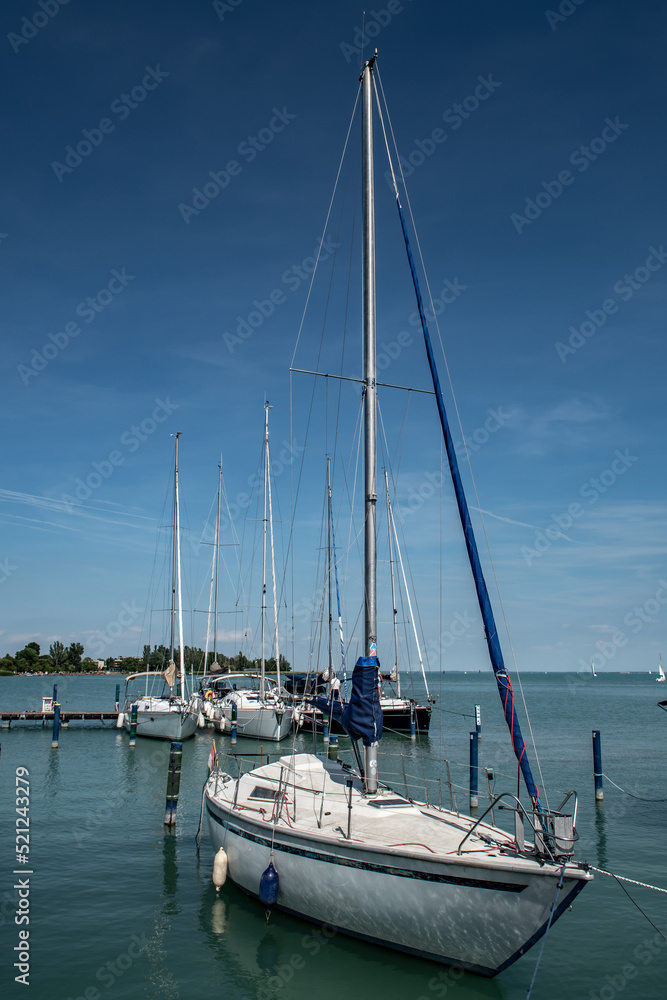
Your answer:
590;867;667;894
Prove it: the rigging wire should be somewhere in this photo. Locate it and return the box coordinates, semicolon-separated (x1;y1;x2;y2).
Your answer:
375;62;548;808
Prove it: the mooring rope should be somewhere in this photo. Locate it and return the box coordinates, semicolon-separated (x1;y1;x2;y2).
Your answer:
589;867;667;894
600;773;667;802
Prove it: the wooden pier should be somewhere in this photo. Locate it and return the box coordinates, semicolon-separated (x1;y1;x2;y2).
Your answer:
1;711;119;728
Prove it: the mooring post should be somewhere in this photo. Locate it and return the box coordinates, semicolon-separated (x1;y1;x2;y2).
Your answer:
322;714;330;744
230;703;237;746
164;740;183;826
592;730;604;801
114;684;120;711
328;735;339;761
469;732;479;810
410;700;416;741
475;704;481;740
51;700;61;749
129;703;138;747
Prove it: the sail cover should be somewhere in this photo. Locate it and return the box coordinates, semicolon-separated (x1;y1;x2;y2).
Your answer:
309;656;383;746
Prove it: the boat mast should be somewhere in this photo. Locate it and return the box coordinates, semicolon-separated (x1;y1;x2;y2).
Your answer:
362;55;379;792
213;459;222;668
327;456;334;678
384;471;400;698
260;403;270;702
168;432;180;689
174;432;186;698
266;410;281;692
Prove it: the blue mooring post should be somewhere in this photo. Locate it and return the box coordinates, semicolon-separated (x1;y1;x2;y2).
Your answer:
51;699;61;749
322;715;330;744
592;730;604;801
469;732;479;810
410;700;416;741
328;735;339;761
129;703;138;748
231;703;237;746
475;704;481;740
164;741;183;826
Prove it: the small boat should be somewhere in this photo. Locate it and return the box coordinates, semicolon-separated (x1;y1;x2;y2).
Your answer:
656;657;665;682
205;56;590;976
123;432;197;740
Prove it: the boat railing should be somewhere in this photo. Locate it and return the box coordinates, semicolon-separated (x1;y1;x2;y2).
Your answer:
456;791;579;861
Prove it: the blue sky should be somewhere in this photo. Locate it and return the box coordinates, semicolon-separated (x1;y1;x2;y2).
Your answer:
1;0;666;674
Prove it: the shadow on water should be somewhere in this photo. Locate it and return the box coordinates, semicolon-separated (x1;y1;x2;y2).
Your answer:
197;876;507;1000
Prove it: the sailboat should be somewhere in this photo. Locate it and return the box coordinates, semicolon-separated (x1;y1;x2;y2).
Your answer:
657;656;665;682
204;57;591;975
591;659;597;678
212;404;294;741
123;432;198;740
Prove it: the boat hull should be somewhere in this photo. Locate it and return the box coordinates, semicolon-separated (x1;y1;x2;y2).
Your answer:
123;705;197;740
215;702;294;741
205;787;588;976
298;701;432;736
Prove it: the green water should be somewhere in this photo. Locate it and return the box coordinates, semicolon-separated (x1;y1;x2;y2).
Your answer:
1;673;665;999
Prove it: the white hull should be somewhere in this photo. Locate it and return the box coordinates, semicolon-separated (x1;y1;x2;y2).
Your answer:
205;754;591;976
123;698;198;740
215;697;294;741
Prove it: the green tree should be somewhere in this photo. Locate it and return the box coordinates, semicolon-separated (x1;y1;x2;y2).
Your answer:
0;654;16;674
68;642;84;671
50;641;67;669
120;656;142;673
14;644;39;672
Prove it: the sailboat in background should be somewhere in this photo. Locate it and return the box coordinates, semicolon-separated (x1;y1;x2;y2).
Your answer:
213;403;294;741
591;660;597;678
123;432;198;740
657;656;665;682
204;56;591;975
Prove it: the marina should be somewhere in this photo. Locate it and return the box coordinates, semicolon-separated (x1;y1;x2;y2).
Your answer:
1;671;665;999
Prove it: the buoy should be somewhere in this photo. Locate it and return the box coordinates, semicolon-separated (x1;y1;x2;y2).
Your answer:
116;712;124;729
212;847;228;891
198;712;206;729
259;861;279;907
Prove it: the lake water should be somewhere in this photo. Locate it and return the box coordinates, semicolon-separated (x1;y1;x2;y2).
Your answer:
1;672;665;1000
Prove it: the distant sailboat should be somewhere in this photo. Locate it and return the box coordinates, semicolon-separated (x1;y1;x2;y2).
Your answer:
590;660;597;678
657;657;665;683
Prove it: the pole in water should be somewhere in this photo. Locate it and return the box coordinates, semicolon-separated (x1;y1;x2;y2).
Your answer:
592;730;604;801
129;703;138;747
164;740;183;826
115;684;120;711
469;732;479;810
410;700;416;741
328;735;339;761
322;714;330;744
51;700;61;749
346;777;353;839
231;703;237;746
475;704;481;740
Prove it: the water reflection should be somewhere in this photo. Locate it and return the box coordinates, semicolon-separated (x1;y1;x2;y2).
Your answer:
594;802;608;869
198;878;505;1000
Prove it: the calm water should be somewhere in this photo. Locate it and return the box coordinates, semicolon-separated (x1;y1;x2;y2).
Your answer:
1;672;665;1000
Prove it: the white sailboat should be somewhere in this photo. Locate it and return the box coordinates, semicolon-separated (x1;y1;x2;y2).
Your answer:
204;57;591;976
212;404;294;741
657;657;665;682
123;432;197;740
591;659;597;678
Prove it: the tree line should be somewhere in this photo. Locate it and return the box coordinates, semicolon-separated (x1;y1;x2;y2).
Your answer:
0;641;290;675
